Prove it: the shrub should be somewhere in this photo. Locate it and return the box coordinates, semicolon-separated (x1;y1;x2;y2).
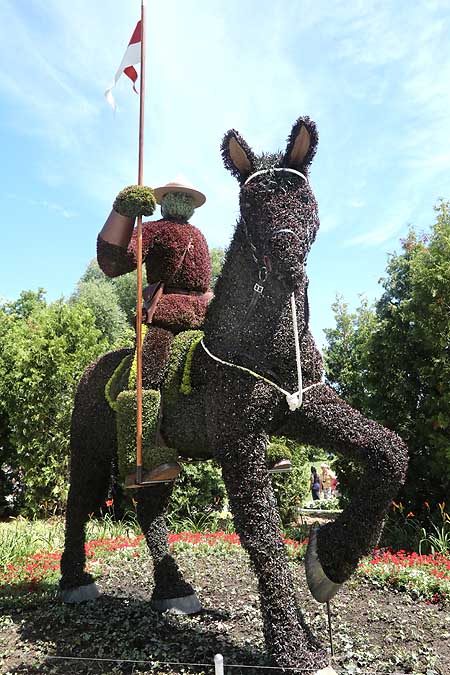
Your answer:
0;296;108;516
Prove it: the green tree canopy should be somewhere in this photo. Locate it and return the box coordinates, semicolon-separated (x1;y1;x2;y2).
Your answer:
72;276;133;347
324;201;450;510
210;247;225;288
0;296;108;515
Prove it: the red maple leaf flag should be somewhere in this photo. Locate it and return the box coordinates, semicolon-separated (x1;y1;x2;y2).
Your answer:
105;21;142;110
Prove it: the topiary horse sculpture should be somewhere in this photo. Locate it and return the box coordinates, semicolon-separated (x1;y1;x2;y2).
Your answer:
60;116;408;672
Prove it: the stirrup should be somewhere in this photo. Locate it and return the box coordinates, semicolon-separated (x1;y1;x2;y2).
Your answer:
305;524;342;603
125;462;181;488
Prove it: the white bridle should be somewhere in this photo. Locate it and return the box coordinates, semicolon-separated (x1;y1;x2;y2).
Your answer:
244;167;307;185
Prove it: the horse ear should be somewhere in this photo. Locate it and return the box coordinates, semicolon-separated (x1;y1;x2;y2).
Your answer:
283;116;318;174
221;130;257;183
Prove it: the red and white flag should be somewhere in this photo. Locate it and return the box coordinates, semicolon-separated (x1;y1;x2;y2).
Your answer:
105;21;142;110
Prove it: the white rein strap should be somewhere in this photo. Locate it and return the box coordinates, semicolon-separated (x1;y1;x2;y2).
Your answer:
201;292;320;411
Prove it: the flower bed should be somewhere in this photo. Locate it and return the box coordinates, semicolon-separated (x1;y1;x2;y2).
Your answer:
358;548;450;604
2;530;449;607
0;532;308;595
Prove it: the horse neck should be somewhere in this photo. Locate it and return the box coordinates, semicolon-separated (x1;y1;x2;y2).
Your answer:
203;225;309;358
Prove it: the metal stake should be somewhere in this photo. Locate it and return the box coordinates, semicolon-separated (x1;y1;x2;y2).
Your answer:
326;600;334;657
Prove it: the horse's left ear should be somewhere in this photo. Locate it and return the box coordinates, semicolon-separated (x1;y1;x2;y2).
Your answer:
283;116;318;174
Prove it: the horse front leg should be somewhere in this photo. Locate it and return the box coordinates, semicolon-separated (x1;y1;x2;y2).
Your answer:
136;483;201;614
217;429;328;672
281;384;408;594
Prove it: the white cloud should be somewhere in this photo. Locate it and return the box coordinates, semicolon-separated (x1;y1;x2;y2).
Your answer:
29;199;75;219
345;220;402;247
0;0;448;259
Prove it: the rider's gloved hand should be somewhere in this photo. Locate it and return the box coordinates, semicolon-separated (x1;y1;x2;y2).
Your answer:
113;185;156;218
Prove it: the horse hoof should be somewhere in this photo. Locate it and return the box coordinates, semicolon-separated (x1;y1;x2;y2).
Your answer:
268;458;293;473
305;525;342;603
59;582;101;604
151;592;202;614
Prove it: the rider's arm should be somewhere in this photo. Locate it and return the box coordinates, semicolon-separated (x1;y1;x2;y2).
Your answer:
97;211;156;278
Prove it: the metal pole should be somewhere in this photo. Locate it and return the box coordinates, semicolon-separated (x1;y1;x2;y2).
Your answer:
135;0;147;484
326;600;334;657
214;654;224;675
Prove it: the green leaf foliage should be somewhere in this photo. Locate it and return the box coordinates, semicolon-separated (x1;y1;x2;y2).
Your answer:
113;184;156;218
0;295;108;516
210;247;225;288
324;201;450;512
72;274;134;348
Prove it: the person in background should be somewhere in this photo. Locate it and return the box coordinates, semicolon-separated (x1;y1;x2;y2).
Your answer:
310;466;321;501
321;463;332;499
330;471;337;497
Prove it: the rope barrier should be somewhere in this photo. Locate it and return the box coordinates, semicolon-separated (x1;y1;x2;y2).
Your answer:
44;653;320;671
43;653;427;675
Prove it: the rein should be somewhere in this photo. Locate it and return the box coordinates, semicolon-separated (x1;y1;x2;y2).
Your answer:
202;166;321;411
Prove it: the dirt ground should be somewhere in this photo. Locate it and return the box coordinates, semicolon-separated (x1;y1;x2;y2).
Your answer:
1;548;448;675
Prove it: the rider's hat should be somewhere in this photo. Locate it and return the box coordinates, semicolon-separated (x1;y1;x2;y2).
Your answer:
153;175;206;207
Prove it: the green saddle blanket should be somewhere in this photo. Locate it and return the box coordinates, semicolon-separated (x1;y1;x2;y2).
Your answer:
104;330;203;477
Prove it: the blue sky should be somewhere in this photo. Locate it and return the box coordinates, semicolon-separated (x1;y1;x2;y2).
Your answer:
0;0;449;346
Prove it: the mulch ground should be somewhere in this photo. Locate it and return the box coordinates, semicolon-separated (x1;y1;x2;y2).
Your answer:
1;548;448;675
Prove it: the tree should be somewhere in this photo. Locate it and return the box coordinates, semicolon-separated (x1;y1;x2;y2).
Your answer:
72;277;133;347
3;288;47;319
324;201;450;510
0;297;108;515
210;247;225;288
324;295;377;415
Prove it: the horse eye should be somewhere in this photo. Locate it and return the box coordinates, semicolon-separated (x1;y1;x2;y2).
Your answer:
301;194;309;204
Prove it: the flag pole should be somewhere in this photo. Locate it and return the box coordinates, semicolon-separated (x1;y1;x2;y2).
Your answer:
135;0;146;484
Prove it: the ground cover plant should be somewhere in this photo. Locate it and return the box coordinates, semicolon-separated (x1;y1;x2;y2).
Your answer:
1;518;449;675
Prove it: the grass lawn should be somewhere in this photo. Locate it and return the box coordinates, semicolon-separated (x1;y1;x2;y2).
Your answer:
1;522;449;675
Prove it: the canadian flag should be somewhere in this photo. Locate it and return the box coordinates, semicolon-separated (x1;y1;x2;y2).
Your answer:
105;21;141;110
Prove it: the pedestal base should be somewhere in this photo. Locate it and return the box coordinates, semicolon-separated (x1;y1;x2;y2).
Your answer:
151;592;202;614
59;582;101;604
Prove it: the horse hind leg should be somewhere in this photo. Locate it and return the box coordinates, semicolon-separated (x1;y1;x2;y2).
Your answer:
59;349;130;603
136;483;201;614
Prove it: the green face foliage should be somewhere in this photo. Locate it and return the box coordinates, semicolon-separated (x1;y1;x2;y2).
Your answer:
161;192;195;222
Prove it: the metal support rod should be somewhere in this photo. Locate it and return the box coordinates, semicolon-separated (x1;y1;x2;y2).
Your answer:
326;600;334;658
135;0;147;484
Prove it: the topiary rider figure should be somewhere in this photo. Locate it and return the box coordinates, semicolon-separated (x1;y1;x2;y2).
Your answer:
97;177;212;482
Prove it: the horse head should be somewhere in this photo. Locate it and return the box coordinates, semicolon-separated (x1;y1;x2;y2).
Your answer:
221;116;320;291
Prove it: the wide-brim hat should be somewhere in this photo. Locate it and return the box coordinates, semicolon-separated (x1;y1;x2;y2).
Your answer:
153;175;206;208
